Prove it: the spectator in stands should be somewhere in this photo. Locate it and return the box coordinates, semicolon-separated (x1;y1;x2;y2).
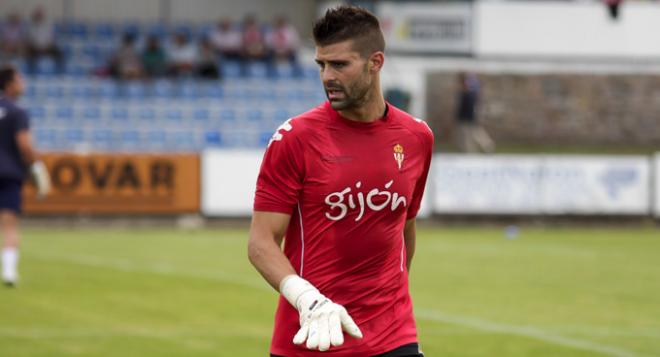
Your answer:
0;13;25;59
142;35;167;78
209;18;243;61
109;33;143;79
266;16;302;77
604;0;622;20
454;72;495;153
196;37;221;80
167;32;197;77
25;7;63;74
241;15;274;77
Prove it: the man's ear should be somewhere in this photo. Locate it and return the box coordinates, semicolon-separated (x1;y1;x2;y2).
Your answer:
369;51;385;73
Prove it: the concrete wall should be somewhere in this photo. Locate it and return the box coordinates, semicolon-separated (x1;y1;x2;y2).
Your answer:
427;71;660;146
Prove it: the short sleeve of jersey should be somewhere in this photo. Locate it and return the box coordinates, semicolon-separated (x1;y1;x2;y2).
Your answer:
253;120;305;215
406;124;434;220
14;108;30;131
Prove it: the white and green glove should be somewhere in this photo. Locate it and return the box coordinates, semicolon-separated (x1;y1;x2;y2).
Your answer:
30;161;51;199
280;275;363;351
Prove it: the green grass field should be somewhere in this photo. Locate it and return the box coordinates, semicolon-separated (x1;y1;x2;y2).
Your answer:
1;226;659;357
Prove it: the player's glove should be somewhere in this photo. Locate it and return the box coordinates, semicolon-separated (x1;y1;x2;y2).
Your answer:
280;275;363;352
30;161;51;199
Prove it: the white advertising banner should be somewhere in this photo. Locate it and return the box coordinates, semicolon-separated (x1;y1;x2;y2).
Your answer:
432;154;651;215
378;2;472;54
540;156;650;215
201;150;263;216
432;155;543;214
201;149;432;218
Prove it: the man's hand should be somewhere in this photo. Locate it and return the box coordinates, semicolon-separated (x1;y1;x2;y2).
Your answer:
280;275;363;351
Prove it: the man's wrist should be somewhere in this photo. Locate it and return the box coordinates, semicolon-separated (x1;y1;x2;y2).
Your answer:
279;275;319;310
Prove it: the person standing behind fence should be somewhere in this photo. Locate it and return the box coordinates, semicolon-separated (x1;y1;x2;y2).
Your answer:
0;64;50;287
455;71;495;153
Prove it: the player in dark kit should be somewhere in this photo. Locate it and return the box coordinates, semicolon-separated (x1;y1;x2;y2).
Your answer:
248;6;432;356
0;65;50;286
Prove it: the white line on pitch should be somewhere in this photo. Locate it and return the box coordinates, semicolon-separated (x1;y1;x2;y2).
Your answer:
29;252;272;291
416;309;646;357
31;253;650;357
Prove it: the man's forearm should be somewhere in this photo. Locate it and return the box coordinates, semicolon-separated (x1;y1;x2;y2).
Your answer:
248;234;297;291
403;219;417;272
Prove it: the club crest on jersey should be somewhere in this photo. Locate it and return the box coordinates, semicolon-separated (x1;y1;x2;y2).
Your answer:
393;144;404;171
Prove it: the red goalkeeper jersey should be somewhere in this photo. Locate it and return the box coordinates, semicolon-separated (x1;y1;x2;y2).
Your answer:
254;101;434;356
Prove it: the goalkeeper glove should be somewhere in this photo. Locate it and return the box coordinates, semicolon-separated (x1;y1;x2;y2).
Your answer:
30;161;51;199
280;275;363;352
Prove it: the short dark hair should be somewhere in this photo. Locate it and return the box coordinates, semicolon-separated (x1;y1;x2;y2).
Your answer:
313;5;385;58
0;64;18;92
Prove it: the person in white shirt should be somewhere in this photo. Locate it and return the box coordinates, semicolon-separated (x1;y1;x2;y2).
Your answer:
26;7;63;73
209;18;243;61
265;16;302;77
167;32;198;77
1;13;25;58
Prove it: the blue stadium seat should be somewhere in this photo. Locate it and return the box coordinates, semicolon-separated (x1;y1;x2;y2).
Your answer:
178;82;198;99
124;82;147;99
173;24;195;38
146;130;167;148
65;21;89;39
137;107;156;122
81;44;103;62
92;129;114;149
99;81;120;97
82;107;101;122
146;22;169;40
205;84;224;99
246;109;264;122
35;58;57;76
193;108;210;123
94;23;115;40
205;131;223;146
120;130;141;148
219;108;236;122
64;128;85;143
28;105;47;120
55;106;74;122
153;81;174;98
260;131;275;146
172;131;196;150
65;63;89;77
111;107;129;121
70;84;96;98
272;108;290;122
33;129;58;149
223;61;242;79
164;108;183;122
44;85;65;99
247;62;269;78
120;22;141;37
